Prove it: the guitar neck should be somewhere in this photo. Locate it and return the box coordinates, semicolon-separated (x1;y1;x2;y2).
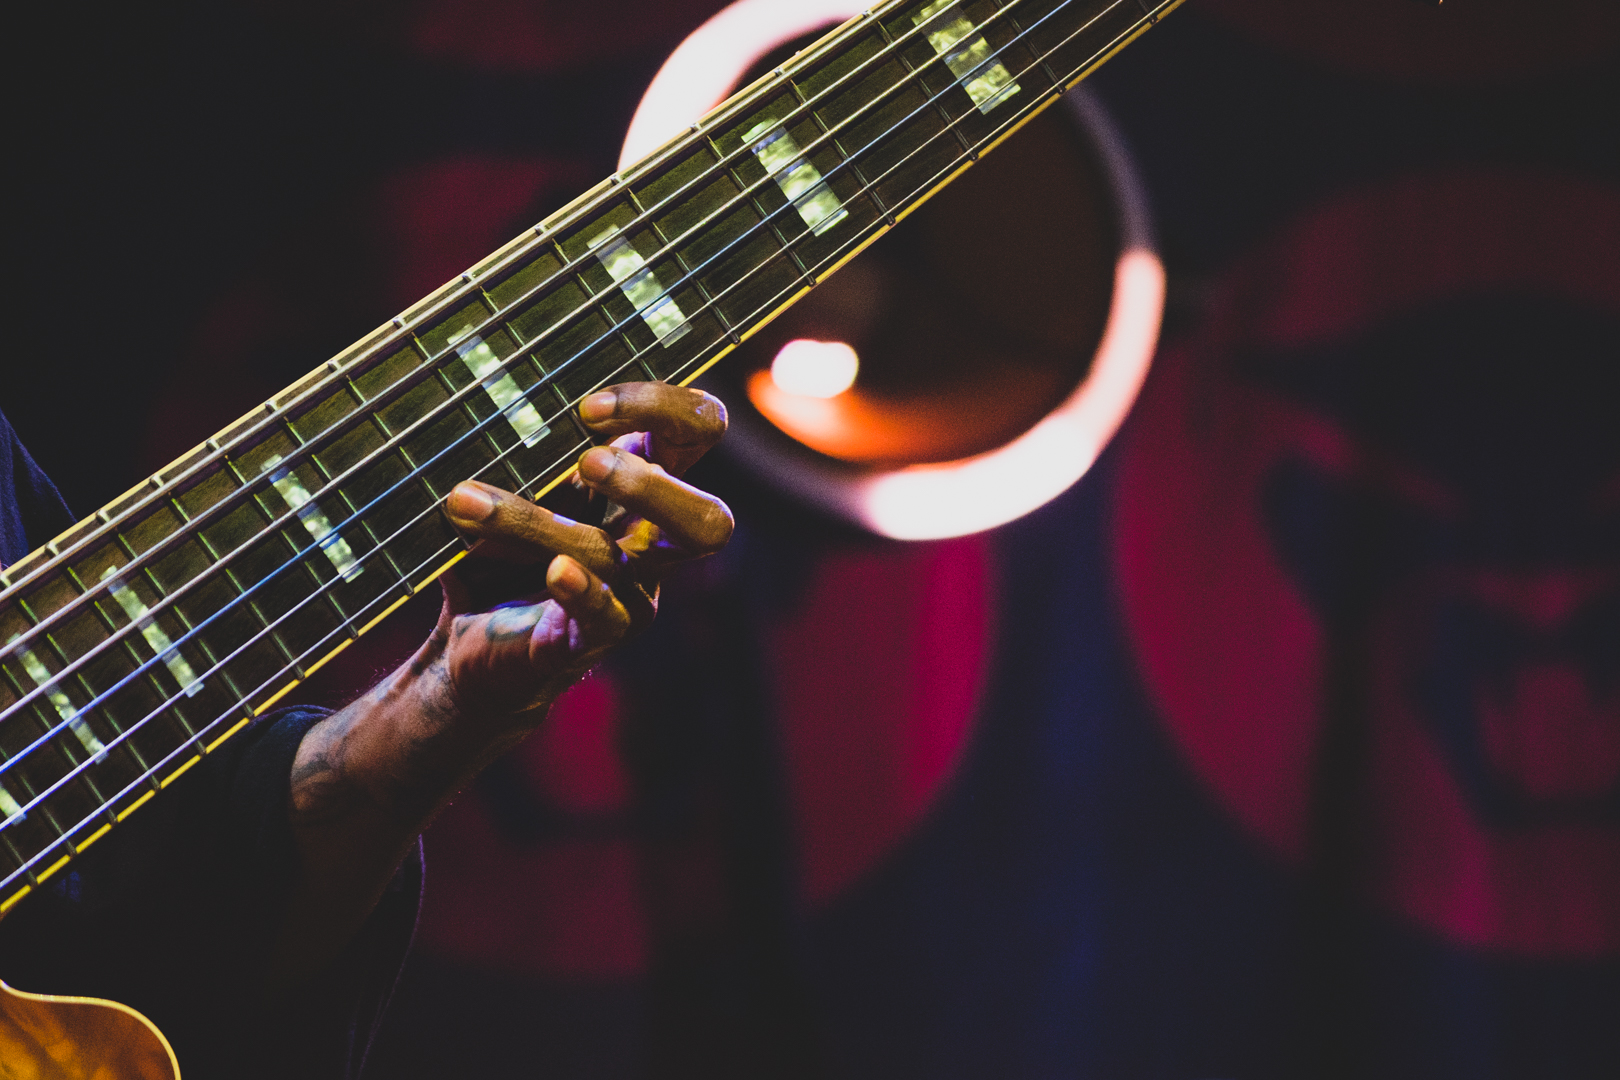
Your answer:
0;0;1181;912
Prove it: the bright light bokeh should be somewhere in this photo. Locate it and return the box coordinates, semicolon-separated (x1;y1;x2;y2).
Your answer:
619;0;1165;539
771;339;859;398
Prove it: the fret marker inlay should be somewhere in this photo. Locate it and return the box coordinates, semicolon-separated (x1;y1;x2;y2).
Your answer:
263;456;364;581
452;329;551;446
915;0;1021;114
100;567;203;697
589;227;692;344
0;784;25;827
10;636;106;761
744;121;848;237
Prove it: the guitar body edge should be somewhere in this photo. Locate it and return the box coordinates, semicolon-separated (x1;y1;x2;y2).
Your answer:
0;980;178;1080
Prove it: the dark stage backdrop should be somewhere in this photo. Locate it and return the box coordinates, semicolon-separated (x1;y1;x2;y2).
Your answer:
8;2;1619;1078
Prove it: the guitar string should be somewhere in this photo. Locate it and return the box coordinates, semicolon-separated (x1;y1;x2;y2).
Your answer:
0;0;1147;836
0;0;1089;726
0;0;1039;628
0;0;1125;724
0;0;1148;852
1;0;1157;876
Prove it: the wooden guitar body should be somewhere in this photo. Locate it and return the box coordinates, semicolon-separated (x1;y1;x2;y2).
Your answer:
0;981;177;1080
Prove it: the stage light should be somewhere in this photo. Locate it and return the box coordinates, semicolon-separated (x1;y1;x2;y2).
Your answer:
623;0;1163;539
769;340;859;399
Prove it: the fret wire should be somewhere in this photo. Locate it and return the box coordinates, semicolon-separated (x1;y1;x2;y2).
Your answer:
432;363;509;490
55;609;154;793
2;0;1145;763
553;383;594;443
0;669;38;739
41;800;72;853
718;141;796;313
101;615;168;726
142;561;210;692
860;20;909;226
182;588;244;703
0;734;51;860
324;452;405;585
91;652;159;783
81;582;132;674
454;361;529;494
3;0;1172;874
32;628;110;768
501;316;560;398
697;135;750;345
59;672;115;818
895;6;977;158
800;71;889;234
764;73;825;282
1;831;34;886
304;435;387;564
264;609;305;679
638;190;717;345
0;0;1034;617
997;0;1066;88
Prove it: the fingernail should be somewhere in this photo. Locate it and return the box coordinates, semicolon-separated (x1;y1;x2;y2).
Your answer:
547;555;587;598
445;483;496;522
579;390;617;424
578;446;619;484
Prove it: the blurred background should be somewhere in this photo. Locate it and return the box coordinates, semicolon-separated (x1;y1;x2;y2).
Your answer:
8;1;1618;1077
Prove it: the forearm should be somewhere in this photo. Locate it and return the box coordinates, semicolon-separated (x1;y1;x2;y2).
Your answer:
268;626;537;990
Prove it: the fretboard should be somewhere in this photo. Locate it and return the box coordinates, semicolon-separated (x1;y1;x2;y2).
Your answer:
0;0;1182;912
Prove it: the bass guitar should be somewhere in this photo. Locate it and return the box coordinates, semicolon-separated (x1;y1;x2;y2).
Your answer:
0;0;1183;1073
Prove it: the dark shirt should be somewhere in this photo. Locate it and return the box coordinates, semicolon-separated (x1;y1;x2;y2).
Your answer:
0;407;422;1078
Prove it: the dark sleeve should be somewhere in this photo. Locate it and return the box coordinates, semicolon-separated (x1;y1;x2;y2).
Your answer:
0;406;75;569
0;707;424;1080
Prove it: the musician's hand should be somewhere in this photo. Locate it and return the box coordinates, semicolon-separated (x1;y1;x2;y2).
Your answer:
428;380;732;723
274;383;728;991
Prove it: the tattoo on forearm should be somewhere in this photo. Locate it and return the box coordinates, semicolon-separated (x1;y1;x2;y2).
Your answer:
288;706;363;826
485;603;541;643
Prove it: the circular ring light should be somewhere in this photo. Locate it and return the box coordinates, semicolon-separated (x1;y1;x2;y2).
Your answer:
622;0;1164;540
